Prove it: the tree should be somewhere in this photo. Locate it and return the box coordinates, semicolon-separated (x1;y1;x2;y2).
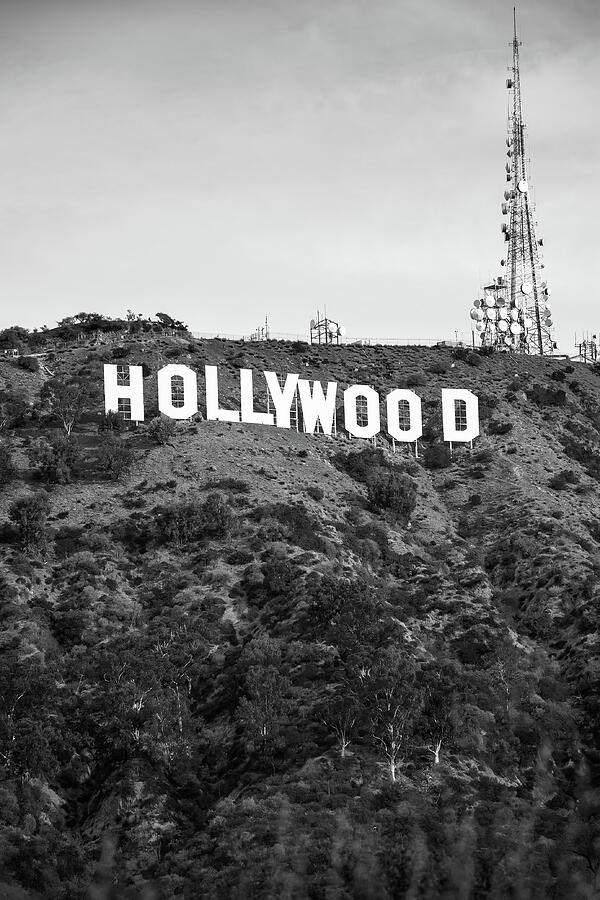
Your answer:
320;692;359;758
156;312;187;330
420;670;459;765
0;390;33;430
8;492;51;553
41;377;97;435
359;647;422;782
236;664;292;756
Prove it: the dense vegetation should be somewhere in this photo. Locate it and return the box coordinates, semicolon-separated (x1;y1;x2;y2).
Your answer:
1;324;600;898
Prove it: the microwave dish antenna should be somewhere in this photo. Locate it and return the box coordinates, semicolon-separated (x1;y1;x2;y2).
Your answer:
470;9;556;355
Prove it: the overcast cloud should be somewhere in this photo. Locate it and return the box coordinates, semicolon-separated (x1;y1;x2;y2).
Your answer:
0;0;598;351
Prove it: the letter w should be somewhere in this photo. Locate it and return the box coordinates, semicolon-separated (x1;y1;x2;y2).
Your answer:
297;379;337;435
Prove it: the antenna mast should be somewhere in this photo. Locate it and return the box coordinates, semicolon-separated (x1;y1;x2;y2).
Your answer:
471;9;555;354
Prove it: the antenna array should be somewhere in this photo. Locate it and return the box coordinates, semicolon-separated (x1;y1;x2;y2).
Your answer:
310;311;346;345
471;10;556;355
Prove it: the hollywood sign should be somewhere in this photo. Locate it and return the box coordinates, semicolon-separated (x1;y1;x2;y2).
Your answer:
103;364;480;444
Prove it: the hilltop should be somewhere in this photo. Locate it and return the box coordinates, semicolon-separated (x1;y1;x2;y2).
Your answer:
1;323;600;898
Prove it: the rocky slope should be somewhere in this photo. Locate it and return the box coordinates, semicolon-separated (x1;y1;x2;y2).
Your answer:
1;330;600;898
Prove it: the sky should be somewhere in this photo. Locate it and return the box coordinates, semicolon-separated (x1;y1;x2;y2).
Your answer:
0;0;598;352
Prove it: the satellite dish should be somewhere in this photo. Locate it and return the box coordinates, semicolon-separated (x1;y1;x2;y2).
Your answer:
498;319;509;333
504;335;513;345
486;308;497;321
475;321;485;332
510;322;522;335
506;78;513;89
498;308;508;320
506;163;511;173
545;318;553;327
545;286;552;296
521;283;533;295
310;319;316;330
485;296;496;308
517;179;528;193
328;321;337;334
501;223;508;233
523;316;533;329
544;307;551;316
502;203;508;215
496;295;506;306
500;259;506;266
470;309;479;320
488;321;497;333
510;308;519;321
338;325;347;337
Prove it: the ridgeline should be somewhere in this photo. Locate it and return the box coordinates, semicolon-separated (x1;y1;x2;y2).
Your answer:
1;319;600;898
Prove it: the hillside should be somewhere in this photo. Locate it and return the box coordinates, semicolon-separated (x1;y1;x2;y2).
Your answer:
1;329;600;899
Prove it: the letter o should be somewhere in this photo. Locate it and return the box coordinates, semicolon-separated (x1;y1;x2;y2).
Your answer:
386;390;423;442
157;364;198;419
344;385;380;438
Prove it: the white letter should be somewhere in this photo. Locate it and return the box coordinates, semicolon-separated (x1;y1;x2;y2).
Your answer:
205;365;240;422
442;389;479;442
343;385;380;438
297;379;337;435
240;369;274;426
103;364;145;421
386;389;423;442
157;364;198;419
264;371;299;429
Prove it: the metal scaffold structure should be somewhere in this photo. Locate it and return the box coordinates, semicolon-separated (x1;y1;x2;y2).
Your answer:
471;9;556;355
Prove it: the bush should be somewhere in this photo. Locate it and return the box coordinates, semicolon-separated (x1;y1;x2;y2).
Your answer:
157;493;232;545
205;477;250;493
17;355;40;372
422;443;452;469
428;362;448;375
111;346;129;359
97;433;135;480
366;469;417;521
332;447;386;482
98;410;124;433
0;442;16;485
466;351;483;367
252;501;325;552
527;384;567;407
305;485;325;501
146;415;178;445
404;372;427;387
549;469;579;490
488;419;514;435
29;433;80;483
8;492;51;552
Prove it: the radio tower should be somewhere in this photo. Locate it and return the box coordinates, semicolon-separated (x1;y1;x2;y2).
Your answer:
471;9;555;354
